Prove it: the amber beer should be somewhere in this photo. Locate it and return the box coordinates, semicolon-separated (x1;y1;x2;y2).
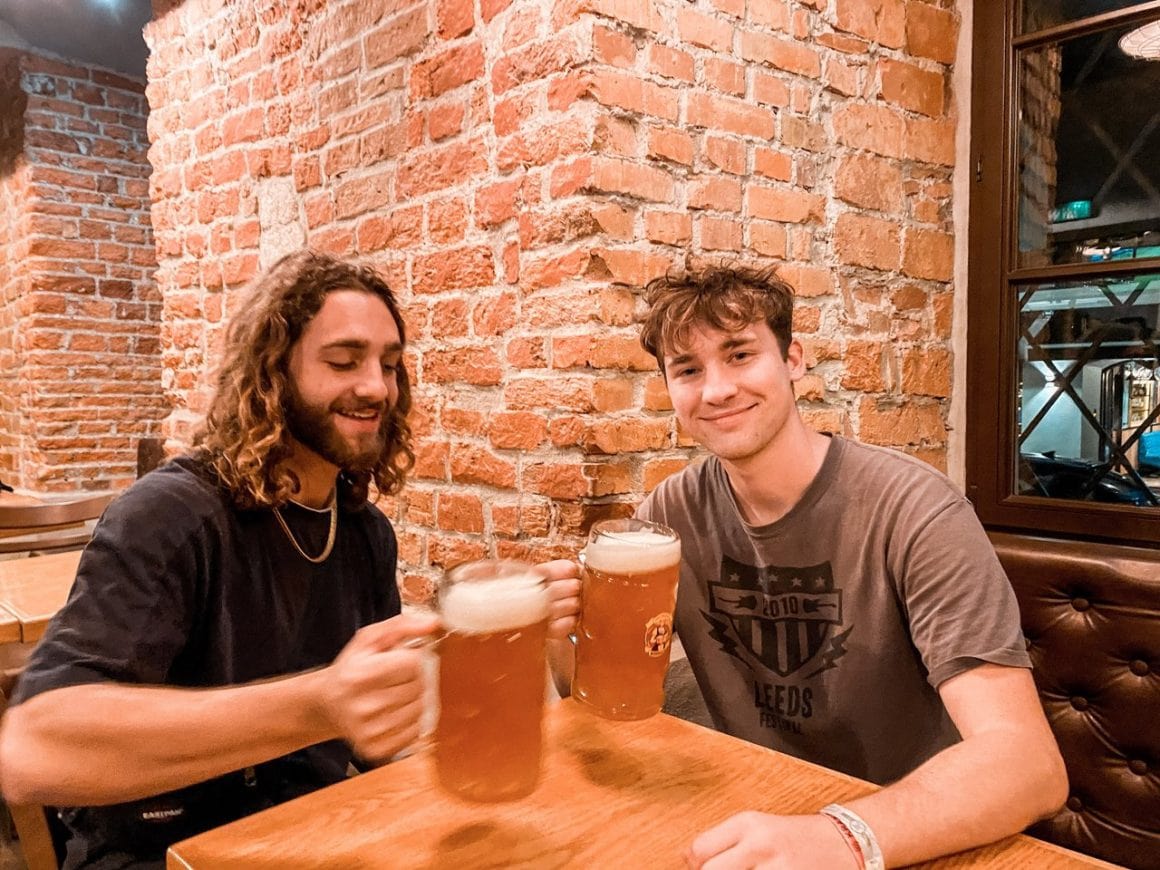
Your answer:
434;560;550;802
573;519;681;720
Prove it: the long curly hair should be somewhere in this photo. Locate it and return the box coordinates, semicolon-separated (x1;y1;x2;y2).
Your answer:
193;250;414;510
639;265;795;370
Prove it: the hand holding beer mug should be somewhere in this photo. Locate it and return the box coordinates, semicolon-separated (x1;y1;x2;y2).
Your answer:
573;518;681;720
434;559;550;802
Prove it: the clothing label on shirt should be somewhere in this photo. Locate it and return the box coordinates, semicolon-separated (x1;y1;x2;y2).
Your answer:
703;555;852;680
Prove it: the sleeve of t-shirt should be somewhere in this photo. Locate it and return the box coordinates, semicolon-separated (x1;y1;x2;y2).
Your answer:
10;471;214;706
892;494;1031;689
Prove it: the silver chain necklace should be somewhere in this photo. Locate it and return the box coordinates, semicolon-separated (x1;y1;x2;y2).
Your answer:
272;499;337;564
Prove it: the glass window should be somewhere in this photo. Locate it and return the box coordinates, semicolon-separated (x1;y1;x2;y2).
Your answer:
1016;271;1160;507
1022;0;1152;33
1016;19;1160;267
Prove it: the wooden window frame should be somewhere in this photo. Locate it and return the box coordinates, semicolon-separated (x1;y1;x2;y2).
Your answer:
965;0;1160;546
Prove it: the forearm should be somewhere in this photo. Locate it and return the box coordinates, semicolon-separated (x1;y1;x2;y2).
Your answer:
0;670;336;806
844;729;1067;867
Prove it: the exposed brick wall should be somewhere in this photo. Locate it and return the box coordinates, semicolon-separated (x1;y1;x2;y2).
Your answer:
145;0;962;595
0;51;30;482
0;50;164;491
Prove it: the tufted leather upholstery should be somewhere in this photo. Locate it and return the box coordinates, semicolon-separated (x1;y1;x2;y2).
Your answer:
989;531;1160;870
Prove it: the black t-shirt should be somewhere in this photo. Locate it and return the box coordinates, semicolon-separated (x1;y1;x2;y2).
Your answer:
12;456;401;869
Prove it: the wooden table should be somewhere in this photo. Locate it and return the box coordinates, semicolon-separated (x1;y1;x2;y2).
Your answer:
0;549;82;644
168;700;1117;869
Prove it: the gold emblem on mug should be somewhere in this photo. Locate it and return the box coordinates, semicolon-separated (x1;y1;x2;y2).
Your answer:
644;613;673;657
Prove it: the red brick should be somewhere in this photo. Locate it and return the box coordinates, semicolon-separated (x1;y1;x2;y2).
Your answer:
699;215;743;251
450;444;517;488
834;104;906;159
688;92;774;139
560;0;664;33
591;247;674;288
689;176;743;212
489;412;548;449
753;147;793;181
841;340;887;391
879;59;944;117
858;397;945;447
902;227;954;281
777;263;833;298
648;45;695;82
835;0;905;49
704;137;746;174
648;126;694;166
591;157;674;203
587;70;680;122
834;213;902;271
746;186;823;224
704;58;746;96
594;114;637;158
740;32;821;78
492;33;585;95
524;462;587;499
749;222;788;258
905;117;955;166
902;346;951;397
594;378;635;412
593;24;636;67
677;8;734;51
428;535;489;570
753;72;791;108
413;245;495;293
437;0;475;40
437;492;484;533
423;347;502;385
410;42;484;99
834;155;903;213
749;1;791;30
585;418;671;454
475;178;522;228
473;292;518;335
646;211;693;246
907;3;959;65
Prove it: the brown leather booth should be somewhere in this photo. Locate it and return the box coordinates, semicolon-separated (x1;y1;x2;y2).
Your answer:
989;531;1160;870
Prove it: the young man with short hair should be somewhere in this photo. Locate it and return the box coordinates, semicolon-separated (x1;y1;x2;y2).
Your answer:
635;267;1067;869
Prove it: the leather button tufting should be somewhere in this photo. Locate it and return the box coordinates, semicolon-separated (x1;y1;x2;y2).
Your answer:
1071;597;1090;611
1128;760;1148;776
1130;659;1150;676
1070;696;1089;712
1066;796;1083;812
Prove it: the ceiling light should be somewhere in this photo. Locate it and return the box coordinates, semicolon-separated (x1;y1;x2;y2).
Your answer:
1119;19;1160;59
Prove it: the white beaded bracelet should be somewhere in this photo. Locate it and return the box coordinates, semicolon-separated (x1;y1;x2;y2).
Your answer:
820;803;885;870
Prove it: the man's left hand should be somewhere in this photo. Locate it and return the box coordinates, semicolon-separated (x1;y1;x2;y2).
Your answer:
686;812;859;870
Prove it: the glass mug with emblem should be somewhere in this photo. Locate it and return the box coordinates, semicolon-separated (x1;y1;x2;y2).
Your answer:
572;518;681;720
433;559;550;802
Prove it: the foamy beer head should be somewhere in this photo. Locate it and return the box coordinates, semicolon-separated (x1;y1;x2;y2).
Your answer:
440;560;549;633
583;522;680;575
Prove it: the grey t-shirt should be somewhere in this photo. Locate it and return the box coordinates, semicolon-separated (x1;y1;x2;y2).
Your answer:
639;435;1030;785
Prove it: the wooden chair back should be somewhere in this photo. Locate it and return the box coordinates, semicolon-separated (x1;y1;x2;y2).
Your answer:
0;674;60;870
0;494;115;556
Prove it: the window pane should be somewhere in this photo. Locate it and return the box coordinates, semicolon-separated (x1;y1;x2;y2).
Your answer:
1023;0;1152;33
1016;20;1160;267
1017;272;1160;507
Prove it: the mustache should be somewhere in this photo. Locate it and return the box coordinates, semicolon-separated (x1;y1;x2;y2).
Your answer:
330;401;387;415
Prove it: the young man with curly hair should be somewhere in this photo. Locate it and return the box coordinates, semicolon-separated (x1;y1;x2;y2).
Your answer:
0;251;578;868
631;267;1067;868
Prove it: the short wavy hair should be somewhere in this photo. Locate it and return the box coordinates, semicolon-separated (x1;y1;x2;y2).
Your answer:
193;250;414;510
639;265;796;370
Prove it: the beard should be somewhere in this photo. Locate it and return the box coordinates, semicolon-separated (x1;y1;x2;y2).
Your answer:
285;384;388;473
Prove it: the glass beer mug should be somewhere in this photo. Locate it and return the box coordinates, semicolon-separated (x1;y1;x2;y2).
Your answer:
573;518;681;720
433;559;550;802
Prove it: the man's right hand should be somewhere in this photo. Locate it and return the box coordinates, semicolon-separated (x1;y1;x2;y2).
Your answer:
317;612;439;764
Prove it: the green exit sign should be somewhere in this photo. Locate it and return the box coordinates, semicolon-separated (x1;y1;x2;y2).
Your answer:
1051;200;1094;222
